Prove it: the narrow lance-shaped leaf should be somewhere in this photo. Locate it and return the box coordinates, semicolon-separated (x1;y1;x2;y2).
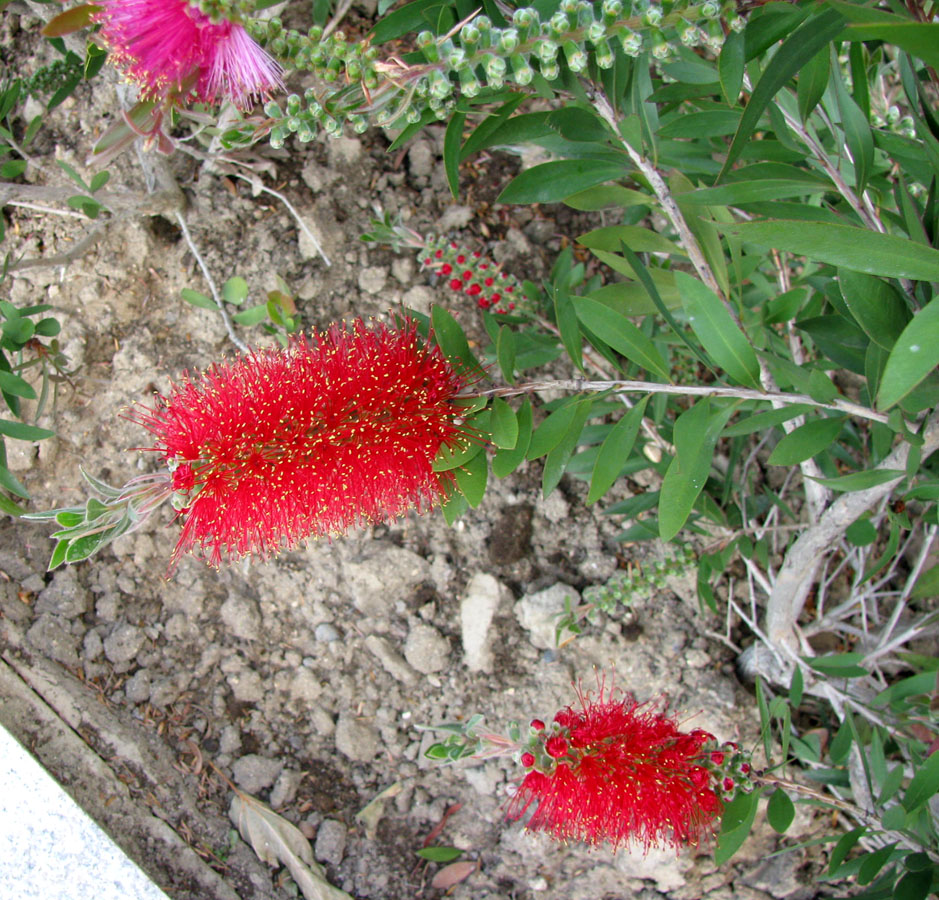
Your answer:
877;294;939;409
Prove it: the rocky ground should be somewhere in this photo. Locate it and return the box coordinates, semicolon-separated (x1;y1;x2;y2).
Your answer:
0;6;828;899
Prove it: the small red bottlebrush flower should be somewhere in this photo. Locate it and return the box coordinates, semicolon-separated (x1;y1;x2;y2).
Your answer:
520;752;536;768
130;318;468;566
506;683;723;851
94;0;282;108
530;719;545;731
449;278;463;291
440;263;453;276
710;751;725;765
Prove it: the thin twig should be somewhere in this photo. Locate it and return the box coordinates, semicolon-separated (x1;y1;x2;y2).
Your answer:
462;379;891;425
322;0;355;39
6;201;88;219
174;211;250;354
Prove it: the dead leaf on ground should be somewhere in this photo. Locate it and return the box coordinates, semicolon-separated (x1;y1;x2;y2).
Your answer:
230;789;352;900
355;781;403;841
431;860;478;890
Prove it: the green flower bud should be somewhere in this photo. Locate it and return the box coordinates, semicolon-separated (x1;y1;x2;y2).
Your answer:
601;0;622;24
535;39;559;62
460;23;480;45
701;0;720;17
500;27;520;52
563;40;587;72
594;37;614;68
417;30;439;62
263;101;283;118
484;55;506;87
643;3;663;26
619;29;642;55
285;93;301;115
540;59;560;80
428;69;452;99
510;54;534;85
459;67;481;97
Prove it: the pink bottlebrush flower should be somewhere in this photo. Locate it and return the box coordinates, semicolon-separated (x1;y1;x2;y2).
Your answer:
506;683;722;851
94;0;282;108
130;318;469;566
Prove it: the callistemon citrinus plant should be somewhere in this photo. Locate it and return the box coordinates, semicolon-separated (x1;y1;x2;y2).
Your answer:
29;318;471;568
425;680;752;851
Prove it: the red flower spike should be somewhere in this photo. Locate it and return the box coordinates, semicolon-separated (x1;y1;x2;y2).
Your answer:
484;277;494;287
440;263;453;276
466;284;482;297
93;0;282;109
489;293;501;304
449;278;463;291
462;270;473;281
456;254;466;264
131;318;467;567
506;684;722;851
477;297;491;309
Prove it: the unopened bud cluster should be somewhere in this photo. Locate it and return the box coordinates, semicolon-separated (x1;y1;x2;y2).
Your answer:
216;0;745;146
420;236;524;314
582;545;696;615
701;739;754;801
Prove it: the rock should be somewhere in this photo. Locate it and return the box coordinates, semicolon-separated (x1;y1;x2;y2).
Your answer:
227;667;264;703
401;286;434;316
403;623;450;674
124;668;151;703
438;205;474;230
335;711;380;762
391;256;414;285
220;595;261;641
514;583;580;650
104;623;146;664
365;635;417;685
408;140;435;178
35;569;90;618
615;844;689;892
344;544;430;617
232;754;284;794
82;629;103;661
289;668;322;704
315;623;340;642
460;573;506;672
26;614;80;667
357;266;387;295
269;768;303;808
327;136;362;167
315;819;347;866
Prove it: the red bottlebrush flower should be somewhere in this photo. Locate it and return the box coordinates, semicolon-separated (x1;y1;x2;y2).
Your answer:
94;0;282;108
449;278;464;292
506;684;722;851
440;263;453;276
466;284;482;297
520;752;536;768
462;270;473;281
530;719;545;731
456;254;466;264
130;318;468;566
544;736;569;758
710;751;725;765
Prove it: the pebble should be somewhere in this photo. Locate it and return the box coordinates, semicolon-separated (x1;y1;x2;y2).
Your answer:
364;635;417;685
220;595;261;642
335;712;380;762
514;583;581;650
460;573;504;672
232;754;284;794
26;614;80;667
226;667;264;703
403;623;450;674
35;569;90;618
82;630;103;661
357;266;387;295
104;623;146;664
269;768;303;808
314;819;347;866
124;669;151;704
407;140;435;178
314;623;340;642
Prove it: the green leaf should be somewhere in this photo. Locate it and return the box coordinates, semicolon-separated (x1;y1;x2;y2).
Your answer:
912;565;939;600
767;790;795;834
724;220;939;281
553;285;583;373
443;110;465;199
789;666;804;707
718;30;745;105
722;404;813;437
528;402;580;461
542;400;592;498
719;8;846;179
829;827;866;875
221;276;248;305
431;307;483;379
231;304;268;326
572;296;670;381
808;469;906;492
416;846;463;863
497;159;627;205
489;398;518;450
715;789;761;865
659;400;734;541
587;396;649;505
492;398;532;478
496;325;516;384
47;538;70;570
903;751;939;812
832;62;873;195
767;416;844;466
858;844;898;886
0;419;54;441
846;517;878;546
41;3;97;36
563;184;651;211
675;272;760;388
878;296;939;409
181;288;217;310
577;224;680;257
804;652;868;678
0;371;35;399
893;869;933;900
369;0;443;43
659;110;742;140
681;179;829;206
797;46;830;122
453;450;487;508
0;159;26;179
838;269;911;351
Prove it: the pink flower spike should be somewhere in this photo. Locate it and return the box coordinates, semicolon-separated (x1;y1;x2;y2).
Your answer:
95;0;282;109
